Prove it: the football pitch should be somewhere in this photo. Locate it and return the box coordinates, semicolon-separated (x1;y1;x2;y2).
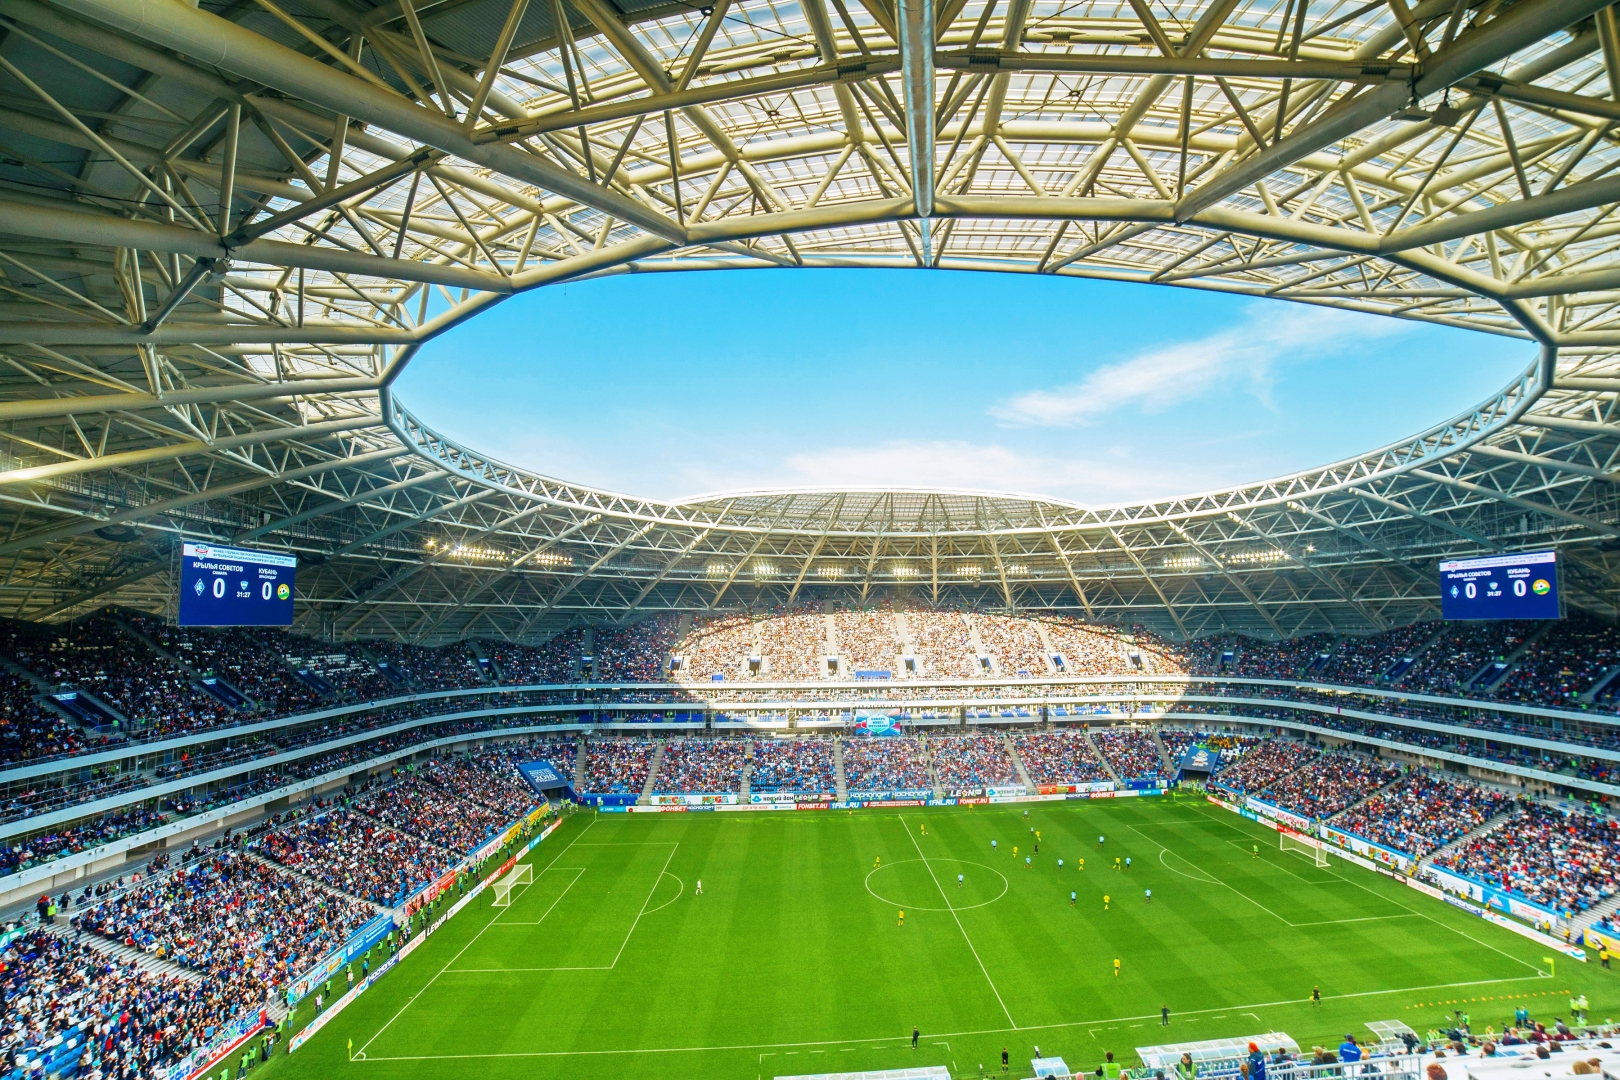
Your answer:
266;794;1610;1080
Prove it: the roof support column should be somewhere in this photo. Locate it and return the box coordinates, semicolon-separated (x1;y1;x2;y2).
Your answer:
897;0;935;259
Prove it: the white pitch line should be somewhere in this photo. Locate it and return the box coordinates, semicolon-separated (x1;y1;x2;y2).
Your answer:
355;973;1552;1064
490;866;585;926
902;816;1017;1030
357;814;597;1056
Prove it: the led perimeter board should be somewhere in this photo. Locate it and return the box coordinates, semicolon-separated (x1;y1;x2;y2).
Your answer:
1439;551;1559;621
179;541;296;626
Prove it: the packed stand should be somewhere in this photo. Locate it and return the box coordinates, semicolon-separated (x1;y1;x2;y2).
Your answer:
1330;773;1513;856
1039;617;1140;675
834;605;900;672
1325;622;1436;686
280;643;394;700
126;613;326;716
904;606;978;678
1401;621;1532;695
1;806;167;875
930;734;1017;792
749;739;835;792
1011;731;1111;784
356;776;510;855
1259;750;1400;820
487;630;581;684
976;614;1049;676
364;640;482;691
1212;739;1318;795
1496;615;1620;705
843;737;933;792
0;929;258;1080
253;805;448;907
678;615;753;681
1431;802;1620;914
759;605;826;679
583;738;652;794
70;848;372;988
6;618;232;738
596;615;678;682
419;751;540;819
0;671;84;764
656;738;746;793
1234;634;1336;680
1093;727;1168;781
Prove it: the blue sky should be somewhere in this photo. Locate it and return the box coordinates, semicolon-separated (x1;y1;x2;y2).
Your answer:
396;269;1530;506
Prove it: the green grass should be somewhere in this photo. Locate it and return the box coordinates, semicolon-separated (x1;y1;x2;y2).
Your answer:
261;794;1615;1080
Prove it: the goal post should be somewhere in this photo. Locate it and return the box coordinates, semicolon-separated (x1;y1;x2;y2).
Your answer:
1281;831;1329;867
492;863;533;907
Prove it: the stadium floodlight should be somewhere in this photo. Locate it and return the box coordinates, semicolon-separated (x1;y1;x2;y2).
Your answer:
492;863;533;907
1280;832;1329;867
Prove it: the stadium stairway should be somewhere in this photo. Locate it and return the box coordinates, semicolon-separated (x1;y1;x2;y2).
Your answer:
1001;731;1037;792
113;614;259;709
963;614;997;677
1151;729;1176;775
740;742;752;800
348;807;456;857
1572;891;1620;935
1331;770;1409;821
1031;619;1061;675
922;739;946;800
1416;806;1518;872
240;849;388;913
39;918;205;984
1085;729;1124;786
573;739;589;792
637;742;666;806
833;738;848;800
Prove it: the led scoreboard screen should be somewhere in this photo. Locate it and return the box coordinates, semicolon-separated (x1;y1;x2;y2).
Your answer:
1439;550;1559;621
179;541;296;626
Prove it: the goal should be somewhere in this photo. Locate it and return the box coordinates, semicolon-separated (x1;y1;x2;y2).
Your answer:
1281;832;1329;867
492;863;533;907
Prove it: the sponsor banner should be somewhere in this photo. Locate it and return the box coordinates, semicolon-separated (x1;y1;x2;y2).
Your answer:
1425;865;1562;926
1245;796;1312;833
1584;927;1620;954
1319;826;1413;872
162;1008;266;1080
985;785;1027;798
748;792;832;805
651;793;739;806
849;790;931;801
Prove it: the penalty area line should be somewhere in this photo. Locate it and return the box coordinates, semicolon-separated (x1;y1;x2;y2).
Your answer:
352;974;1552;1064
355;814;598;1058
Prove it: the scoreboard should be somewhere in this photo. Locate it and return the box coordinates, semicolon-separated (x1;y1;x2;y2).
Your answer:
1439;550;1559;621
179;541;296;626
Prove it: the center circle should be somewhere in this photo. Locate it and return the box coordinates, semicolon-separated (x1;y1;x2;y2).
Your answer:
864;859;1009;911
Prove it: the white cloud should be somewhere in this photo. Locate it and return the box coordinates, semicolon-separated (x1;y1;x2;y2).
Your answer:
672;438;1235;505
989;303;1412;428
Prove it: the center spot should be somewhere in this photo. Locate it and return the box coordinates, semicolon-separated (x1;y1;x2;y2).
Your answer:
864;859;1009;911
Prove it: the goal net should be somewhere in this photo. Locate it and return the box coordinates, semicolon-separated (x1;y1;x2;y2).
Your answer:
492;863;533;907
1281;832;1329;867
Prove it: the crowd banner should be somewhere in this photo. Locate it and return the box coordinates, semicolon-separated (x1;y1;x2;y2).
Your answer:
161;1008;267;1080
289;817;564;1055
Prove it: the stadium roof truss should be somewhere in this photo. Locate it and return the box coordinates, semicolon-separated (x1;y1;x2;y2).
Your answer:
3;0;1620;640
